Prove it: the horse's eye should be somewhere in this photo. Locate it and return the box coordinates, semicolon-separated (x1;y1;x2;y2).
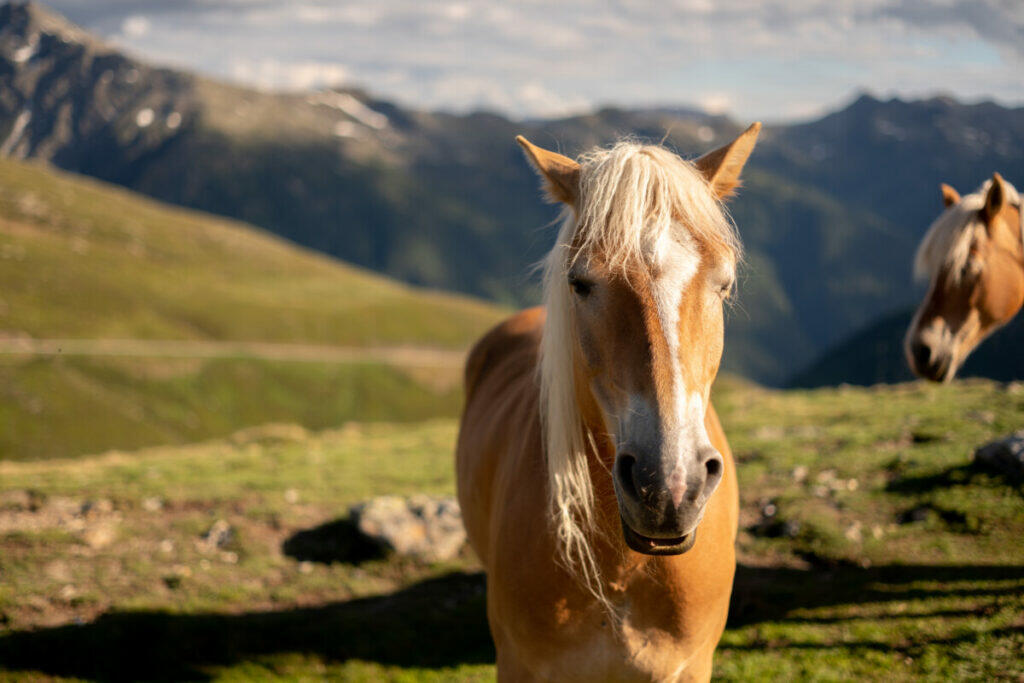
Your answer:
718;281;734;299
568;276;593;297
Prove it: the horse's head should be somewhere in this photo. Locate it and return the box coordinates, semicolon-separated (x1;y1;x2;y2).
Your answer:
519;125;759;557
906;174;1024;382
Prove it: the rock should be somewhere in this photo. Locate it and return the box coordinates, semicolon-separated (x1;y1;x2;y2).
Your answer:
142;497;164;512
198;519;234;552
81;521;118;549
351;495;466;562
973;431;1024;480
0;489;36;511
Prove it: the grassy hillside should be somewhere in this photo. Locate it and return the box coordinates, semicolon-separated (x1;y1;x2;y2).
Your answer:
0;158;505;459
0;379;1021;680
0;158;501;346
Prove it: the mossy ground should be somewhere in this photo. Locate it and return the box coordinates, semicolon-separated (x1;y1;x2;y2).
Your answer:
1;379;1022;680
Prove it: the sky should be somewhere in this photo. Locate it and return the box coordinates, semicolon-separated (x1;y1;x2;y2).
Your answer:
40;0;1024;122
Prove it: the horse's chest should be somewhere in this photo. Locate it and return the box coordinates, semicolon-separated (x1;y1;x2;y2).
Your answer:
529;618;703;682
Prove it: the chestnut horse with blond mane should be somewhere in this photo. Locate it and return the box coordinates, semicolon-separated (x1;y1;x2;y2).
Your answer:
456;123;761;681
906;173;1024;382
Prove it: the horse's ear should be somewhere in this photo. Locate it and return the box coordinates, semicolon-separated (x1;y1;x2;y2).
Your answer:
983;173;1007;226
516;136;580;206
694;122;762;200
940;183;960;208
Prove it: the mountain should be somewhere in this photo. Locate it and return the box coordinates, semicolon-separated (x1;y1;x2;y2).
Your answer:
0;155;505;459
2;2;1022;385
789;308;1024;388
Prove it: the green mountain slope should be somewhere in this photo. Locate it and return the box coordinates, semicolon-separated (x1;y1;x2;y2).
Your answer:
0;157;505;459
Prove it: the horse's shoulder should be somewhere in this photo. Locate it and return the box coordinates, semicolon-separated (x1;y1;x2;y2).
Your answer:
464;307;545;395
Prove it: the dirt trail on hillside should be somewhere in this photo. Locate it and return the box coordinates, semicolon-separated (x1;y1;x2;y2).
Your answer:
0;338;466;368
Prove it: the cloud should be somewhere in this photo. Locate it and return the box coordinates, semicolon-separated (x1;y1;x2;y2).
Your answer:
229;59;349;92
41;0;1024;120
119;15;150;38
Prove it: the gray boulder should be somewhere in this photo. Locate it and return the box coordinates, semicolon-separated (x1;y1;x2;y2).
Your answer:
351;495;466;562
973;431;1024;480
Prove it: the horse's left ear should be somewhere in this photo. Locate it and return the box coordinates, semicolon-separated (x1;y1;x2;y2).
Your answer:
983;172;1007;226
516;136;580;206
694;122;762;199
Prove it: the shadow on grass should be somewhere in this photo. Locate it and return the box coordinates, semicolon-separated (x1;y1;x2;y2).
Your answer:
282;518;385;565
729;563;1024;629
0;571;493;681
2;563;1022;680
886;462;1024;497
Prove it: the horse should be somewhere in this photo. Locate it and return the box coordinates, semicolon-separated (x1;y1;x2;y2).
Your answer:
455;123;761;681
905;174;1024;382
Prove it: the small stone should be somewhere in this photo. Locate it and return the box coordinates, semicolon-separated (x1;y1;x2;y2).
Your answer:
198;519;234;552
58;585;76;601
0;489;35;510
44;560;71;582
220;551;239;564
791;466;808;483
142;497;164;512
299;561;314;574
81;521;118;549
844;521;863;542
80;499;114;516
284;489;300;504
973;431;1024;480
847;478;859;491
871;525;884;539
159;539;174;553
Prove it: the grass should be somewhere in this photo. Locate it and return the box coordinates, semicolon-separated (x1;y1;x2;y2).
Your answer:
0;158;503;347
0;157;505;459
1;378;1022;680
0;355;463;461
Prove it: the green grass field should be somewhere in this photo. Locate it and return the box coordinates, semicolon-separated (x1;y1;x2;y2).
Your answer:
1;379;1021;681
0;158;505;459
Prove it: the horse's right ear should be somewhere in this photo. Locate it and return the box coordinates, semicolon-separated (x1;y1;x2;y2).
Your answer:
516;136;580;206
940;183;960;208
983;173;1007;224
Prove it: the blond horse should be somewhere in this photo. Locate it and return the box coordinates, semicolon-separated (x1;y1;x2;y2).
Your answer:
906;174;1024;382
456;124;761;681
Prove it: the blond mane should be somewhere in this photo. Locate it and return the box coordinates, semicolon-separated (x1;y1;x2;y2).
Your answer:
538;141;740;606
914;178;1022;283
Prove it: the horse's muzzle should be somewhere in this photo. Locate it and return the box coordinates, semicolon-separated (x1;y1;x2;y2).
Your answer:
612;447;723;555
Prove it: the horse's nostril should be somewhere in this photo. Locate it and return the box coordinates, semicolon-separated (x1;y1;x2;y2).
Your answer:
616;453;640;502
705;457;722;479
911;341;931;370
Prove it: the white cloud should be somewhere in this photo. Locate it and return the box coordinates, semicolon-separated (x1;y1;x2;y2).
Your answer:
120;15;150;39
43;0;1024;120
229;59;348;92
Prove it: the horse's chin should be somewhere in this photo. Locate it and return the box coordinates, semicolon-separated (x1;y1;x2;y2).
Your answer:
620;517;697;556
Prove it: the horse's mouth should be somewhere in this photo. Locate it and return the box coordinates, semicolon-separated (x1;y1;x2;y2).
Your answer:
620;518;697;555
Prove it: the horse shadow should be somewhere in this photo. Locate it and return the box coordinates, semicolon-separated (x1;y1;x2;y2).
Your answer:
2;550;1021;679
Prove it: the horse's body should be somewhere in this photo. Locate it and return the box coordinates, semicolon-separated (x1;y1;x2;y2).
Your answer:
456;126;760;681
458;307;737;680
906;174;1024;381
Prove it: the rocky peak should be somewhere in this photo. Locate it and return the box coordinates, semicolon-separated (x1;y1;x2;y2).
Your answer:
0;1;110;54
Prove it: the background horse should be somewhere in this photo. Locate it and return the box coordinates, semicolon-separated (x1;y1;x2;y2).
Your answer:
906;174;1024;382
456;123;760;681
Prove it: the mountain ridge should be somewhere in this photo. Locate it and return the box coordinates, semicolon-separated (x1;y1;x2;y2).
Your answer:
2;2;1021;385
